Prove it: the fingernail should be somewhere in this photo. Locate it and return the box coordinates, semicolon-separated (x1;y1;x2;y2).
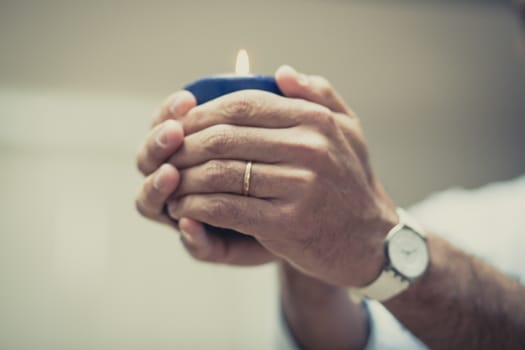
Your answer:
282;65;308;86
180;229;194;244
167;200;179;218
298;73;309;86
153;164;168;191
169;95;182;115
156;124;169;148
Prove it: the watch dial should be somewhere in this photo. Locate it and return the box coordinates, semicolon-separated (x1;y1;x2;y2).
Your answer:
388;228;429;279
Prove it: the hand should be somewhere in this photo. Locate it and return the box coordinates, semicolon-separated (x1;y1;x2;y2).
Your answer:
135;90;193;227
134;88;276;265
166;66;398;287
135;66;357;266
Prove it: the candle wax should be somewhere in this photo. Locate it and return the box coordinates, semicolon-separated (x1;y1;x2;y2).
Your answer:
185;75;282;105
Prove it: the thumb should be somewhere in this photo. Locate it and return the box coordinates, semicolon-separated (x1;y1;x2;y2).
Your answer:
275;65;351;115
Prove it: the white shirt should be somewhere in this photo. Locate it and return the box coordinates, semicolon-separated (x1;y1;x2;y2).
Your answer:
277;175;525;349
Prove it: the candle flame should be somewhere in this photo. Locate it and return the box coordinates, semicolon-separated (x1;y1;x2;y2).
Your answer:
235;49;250;75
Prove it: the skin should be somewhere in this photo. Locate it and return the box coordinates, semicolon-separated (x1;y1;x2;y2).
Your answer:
136;10;525;345
386;235;525;349
136;66;372;348
141;75;397;288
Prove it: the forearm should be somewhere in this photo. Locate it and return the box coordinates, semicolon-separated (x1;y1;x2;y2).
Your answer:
385;234;525;349
279;262;369;350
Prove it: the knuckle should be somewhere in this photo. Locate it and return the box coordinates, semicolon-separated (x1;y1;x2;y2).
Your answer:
313;75;334;99
135;147;149;175
135;195;151;218
203;160;239;192
323;112;338;133
291;132;331;161
136;157;147;175
222;92;258;120
205;197;228;218
203;160;227;187
203;125;236;155
307;104;333;125
312;146;331;165
296;169;319;188
307;105;338;136
136;137;164;176
204;197;239;223
189;104;204;120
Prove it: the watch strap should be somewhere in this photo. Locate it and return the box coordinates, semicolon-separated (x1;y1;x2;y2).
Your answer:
396;208;426;238
353;269;409;301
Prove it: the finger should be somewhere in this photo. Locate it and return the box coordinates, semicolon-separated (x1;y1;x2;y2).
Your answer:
168;125;293;169
276;65;361;147
174;160;300;199
136;119;184;176
275;65;352;115
151;90;197;128
135;163;180;223
178;217;275;265
181;89;331;136
166;193;279;238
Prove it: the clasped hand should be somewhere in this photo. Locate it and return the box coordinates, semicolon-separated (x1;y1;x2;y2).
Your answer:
136;66;397;287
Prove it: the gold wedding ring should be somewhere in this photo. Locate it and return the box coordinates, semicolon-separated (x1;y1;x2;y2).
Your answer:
243;161;253;196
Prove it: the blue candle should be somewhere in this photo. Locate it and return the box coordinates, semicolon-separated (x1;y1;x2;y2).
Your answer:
185;75;282;105
183;50;282;237
184;49;282;105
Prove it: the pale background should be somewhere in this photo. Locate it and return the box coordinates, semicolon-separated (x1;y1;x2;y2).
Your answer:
1;0;524;349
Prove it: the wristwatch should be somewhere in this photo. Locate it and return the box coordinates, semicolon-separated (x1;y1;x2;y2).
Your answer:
352;208;430;302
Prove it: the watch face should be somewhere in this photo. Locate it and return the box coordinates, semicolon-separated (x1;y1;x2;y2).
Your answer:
387;228;429;279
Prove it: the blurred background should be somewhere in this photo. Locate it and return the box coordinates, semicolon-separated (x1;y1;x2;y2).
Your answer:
1;0;524;349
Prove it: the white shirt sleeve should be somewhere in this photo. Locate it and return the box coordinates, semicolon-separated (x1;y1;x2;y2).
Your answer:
275;175;525;350
408;175;525;283
361;300;427;350
275;299;427;350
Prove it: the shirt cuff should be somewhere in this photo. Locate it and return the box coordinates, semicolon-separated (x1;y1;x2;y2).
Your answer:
362;299;427;350
275;299;427;350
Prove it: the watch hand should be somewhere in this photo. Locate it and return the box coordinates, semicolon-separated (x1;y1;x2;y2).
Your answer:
402;247;416;255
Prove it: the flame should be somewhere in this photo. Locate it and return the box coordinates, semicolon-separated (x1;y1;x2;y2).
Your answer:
235;49;250;75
